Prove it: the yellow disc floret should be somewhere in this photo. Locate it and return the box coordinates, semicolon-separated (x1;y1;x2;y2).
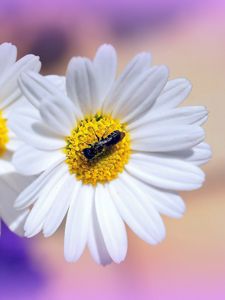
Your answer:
65;113;131;185
0;110;9;157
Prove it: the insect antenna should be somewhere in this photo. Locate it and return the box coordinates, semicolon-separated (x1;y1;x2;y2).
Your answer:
102;126;111;139
90;127;100;142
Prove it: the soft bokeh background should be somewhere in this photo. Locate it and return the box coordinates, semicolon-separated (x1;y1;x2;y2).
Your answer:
1;0;225;299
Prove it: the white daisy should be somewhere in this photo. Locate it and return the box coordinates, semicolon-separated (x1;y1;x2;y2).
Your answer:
11;44;211;264
0;42;42;235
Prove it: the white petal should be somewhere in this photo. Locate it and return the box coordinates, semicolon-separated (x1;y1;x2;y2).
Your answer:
66;57;98;116
95;184;127;263
131;124;205;152
94;44;117;103
152;78;192;111
142;185;185;219
46;75;66;95
119;172;185;218
40;95;77;136
0;55;41;110
7;104;40;121
64;184;94;262
126;153;205;191
18;71;64;109
102;52;151;113
15;160;65;209
128;106;208;131
109;175;165;244
8;112;65;151
0;43;17;76
168;142;212;166
24;164;69;237
13;144;65;176
6;136;23;152
0;176;29;236
111;66;169;123
88;203;112;266
0;163;34;192
0;157;15;175
43;174;77;237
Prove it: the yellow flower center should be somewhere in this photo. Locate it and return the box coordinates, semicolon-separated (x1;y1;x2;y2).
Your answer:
0;110;9;157
65;113;131;185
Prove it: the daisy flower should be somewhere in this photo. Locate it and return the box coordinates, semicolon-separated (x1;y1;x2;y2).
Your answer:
0;42;42;235
11;44;211;264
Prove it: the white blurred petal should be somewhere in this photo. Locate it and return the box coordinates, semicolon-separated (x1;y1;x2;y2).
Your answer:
64;184;94;262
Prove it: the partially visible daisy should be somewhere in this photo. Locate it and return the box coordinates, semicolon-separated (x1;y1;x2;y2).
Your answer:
11;44;211;264
0;42;41;234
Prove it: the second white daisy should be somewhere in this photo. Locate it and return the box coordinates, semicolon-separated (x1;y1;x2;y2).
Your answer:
0;42;41;235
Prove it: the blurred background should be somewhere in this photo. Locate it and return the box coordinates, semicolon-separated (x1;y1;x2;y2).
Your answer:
0;0;225;299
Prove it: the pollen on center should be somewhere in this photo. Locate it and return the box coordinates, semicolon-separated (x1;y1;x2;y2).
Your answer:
0;110;9;157
64;113;131;185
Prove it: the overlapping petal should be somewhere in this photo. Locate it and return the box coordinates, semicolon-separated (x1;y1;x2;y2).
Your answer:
126;152;205;191
131;124;205;152
0;43;17;76
109;175;166;245
0;55;41;110
66;57;98;116
13;144;64;176
64;184;93;262
94;44;117;103
95;184;127;263
18;72;68;109
102;52;151;113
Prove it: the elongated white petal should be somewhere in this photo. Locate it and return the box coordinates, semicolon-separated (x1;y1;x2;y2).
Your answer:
0;176;29;236
18;71;64;109
102;52;151;113
131;124;205;152
40;95;77;136
109;176;165;245
0;55;41;110
0;43;17;76
88;203;113;266
43;174;77;237
94;44;117;103
95;184;127;263
121;172;185;218
112;66;168;123
24;165;69;237
143;185;186;219
126;153;205;191
8;113;65;151
13;144;65;176
64;184;94;262
66;57;98;116
159;142;212;166
152;78;192;110
15;160;64;209
128;106;208;131
183;142;212;165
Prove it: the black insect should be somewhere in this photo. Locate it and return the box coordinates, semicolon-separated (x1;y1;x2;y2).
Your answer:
83;130;125;160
